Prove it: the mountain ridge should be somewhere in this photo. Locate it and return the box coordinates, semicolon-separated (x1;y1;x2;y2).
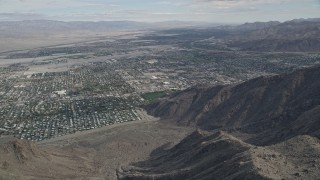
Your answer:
145;65;320;145
118;130;320;180
228;19;320;51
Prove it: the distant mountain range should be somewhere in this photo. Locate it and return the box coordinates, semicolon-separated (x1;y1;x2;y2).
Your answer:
227;19;320;52
1;18;319;52
0;20;145;36
0;20;213;36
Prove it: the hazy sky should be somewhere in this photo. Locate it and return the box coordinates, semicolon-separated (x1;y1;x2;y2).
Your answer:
0;0;319;23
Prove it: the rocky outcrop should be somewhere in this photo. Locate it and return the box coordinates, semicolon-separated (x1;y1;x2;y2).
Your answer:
119;131;320;180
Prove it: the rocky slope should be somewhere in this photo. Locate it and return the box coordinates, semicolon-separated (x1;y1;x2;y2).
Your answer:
0;139;100;179
145;65;320;145
0;119;192;179
118;130;320;180
119;66;320;179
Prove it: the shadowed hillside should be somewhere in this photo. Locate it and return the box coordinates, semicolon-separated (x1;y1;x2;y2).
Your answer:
118;130;320;180
119;65;320;179
145;65;320;145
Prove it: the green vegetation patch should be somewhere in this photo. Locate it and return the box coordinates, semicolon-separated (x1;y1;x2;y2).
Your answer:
141;91;166;103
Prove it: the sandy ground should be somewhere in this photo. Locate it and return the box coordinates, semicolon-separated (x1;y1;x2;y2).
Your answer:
0;110;193;180
0;31;142;53
38;109;157;145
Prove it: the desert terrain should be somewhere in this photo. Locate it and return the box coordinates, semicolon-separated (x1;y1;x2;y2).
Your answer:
0;19;319;180
0;110;193;179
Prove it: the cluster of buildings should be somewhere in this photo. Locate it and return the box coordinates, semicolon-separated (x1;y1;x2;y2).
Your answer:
1;33;318;141
17;97;141;141
0;64;142;141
